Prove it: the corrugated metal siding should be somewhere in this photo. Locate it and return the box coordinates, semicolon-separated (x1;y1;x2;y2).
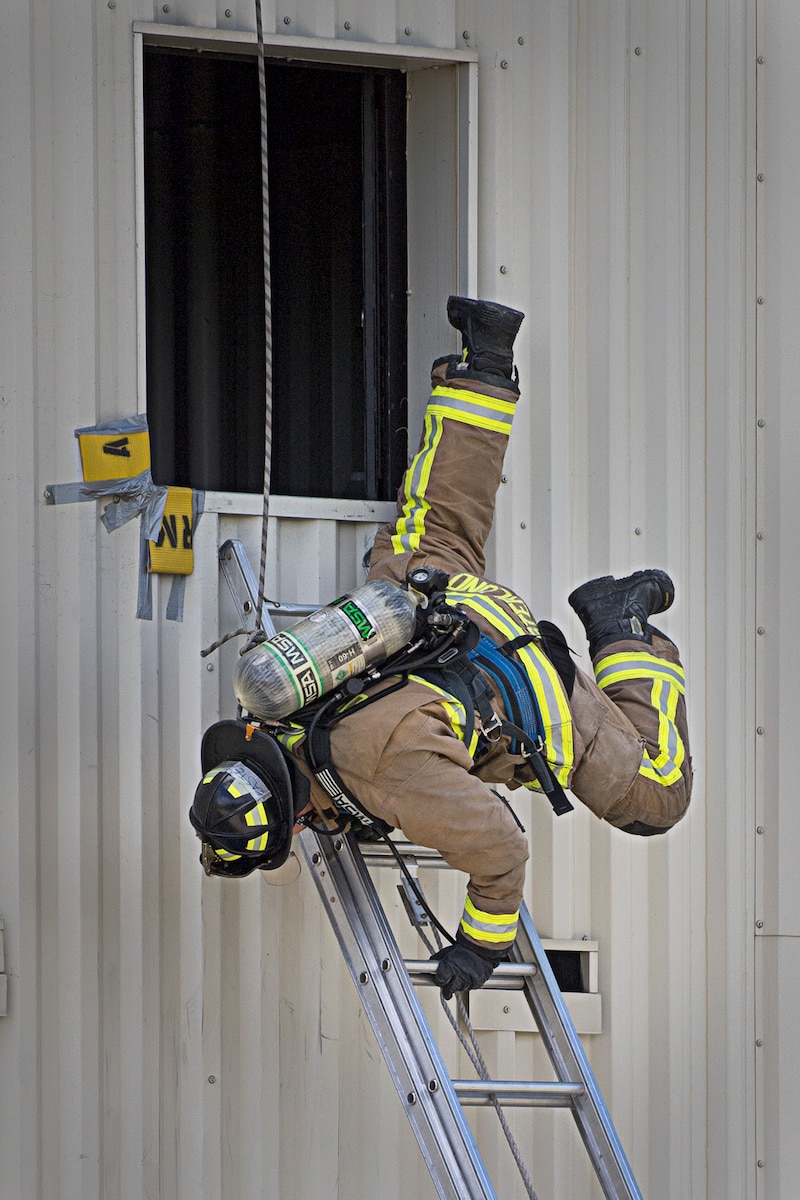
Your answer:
1;0;788;1197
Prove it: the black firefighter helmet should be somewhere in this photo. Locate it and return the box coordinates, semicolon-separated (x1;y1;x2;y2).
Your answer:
190;719;301;877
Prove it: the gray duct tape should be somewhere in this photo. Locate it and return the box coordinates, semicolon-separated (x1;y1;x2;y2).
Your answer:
45;470;205;623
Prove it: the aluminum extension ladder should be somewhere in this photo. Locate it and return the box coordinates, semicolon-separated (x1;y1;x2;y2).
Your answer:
297;828;643;1200
217;539;644;1199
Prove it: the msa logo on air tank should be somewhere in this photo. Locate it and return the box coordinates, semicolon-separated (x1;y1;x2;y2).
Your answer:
339;599;375;640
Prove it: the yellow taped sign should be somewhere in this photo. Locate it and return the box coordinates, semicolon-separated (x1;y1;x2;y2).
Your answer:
78;429;151;482
148;487;195;575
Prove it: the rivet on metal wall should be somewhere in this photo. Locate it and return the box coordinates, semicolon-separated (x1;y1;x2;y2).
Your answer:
757;295;765;304
757;173;765;182
756;726;765;735
107;1;116;7
634;46;642;55
517;37;525;45
224;8;232;16
520;522;527;530
404;26;412;36
634;526;642;535
756;531;765;540
344;20;351;29
206;662;215;671
500;60;509;69
499;264;508;273
462;30;471;40
757;55;765;64
757;826;764;835
284;15;291;23
758;418;765;427
757;626;765;635
162;4;169;12
756;920;764;928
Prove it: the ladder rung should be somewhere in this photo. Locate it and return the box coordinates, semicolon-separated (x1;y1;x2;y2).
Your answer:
405;959;537;989
359;842;450;866
453;1080;584;1108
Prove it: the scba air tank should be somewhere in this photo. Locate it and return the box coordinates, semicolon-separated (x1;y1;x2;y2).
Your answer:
233;579;420;721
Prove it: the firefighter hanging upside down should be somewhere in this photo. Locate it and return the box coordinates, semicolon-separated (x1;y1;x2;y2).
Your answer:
190;295;692;999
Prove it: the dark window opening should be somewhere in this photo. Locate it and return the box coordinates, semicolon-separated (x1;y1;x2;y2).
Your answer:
143;48;408;500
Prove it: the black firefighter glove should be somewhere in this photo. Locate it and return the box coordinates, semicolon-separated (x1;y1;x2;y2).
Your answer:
431;932;508;1000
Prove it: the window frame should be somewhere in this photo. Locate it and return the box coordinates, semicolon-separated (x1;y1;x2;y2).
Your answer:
133;21;477;520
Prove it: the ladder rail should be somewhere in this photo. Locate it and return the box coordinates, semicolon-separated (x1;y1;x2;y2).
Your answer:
514;903;644;1200
297;828;498;1200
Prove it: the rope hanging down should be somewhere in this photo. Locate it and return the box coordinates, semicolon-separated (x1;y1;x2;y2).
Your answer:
254;0;275;629
200;1;276;660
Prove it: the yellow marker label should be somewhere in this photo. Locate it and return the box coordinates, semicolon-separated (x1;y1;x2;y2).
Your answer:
148;487;194;575
78;429;151;481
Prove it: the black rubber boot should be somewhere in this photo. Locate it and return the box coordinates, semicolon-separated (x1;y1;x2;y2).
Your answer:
568;569;675;657
446;295;525;388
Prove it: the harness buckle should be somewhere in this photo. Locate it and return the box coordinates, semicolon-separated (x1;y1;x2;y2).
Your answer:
479;708;504;742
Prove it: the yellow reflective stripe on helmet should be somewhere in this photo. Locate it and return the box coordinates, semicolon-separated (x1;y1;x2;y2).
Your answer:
444;576;574;787
244;802;269;852
214;848;242;861
595;652;686;787
428;386;516;434
408;674;480;758
390;411;445;556
459;895;519;947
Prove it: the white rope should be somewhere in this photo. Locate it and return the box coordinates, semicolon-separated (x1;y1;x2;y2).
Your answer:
254;0;275;629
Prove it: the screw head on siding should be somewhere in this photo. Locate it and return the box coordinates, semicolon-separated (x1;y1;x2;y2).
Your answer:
756;920;764;929
757;56;765;64
757;295;765;305
463;30;471;40
758;418;766;427
757;826;764;834
499;264;508;274
344;21;351;29
500;60;509;69
404;26;412;36
518;37;525;45
284;15;291;23
757;173;765;182
208;1075;216;1084
634;46;642;55
634;526;642;535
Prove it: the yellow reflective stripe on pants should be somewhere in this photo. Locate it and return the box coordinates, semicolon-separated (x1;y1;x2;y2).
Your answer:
428;386;517;434
408;674;480;759
594;652;686;694
459;894;519;947
390;411;444;555
595;651;687;787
